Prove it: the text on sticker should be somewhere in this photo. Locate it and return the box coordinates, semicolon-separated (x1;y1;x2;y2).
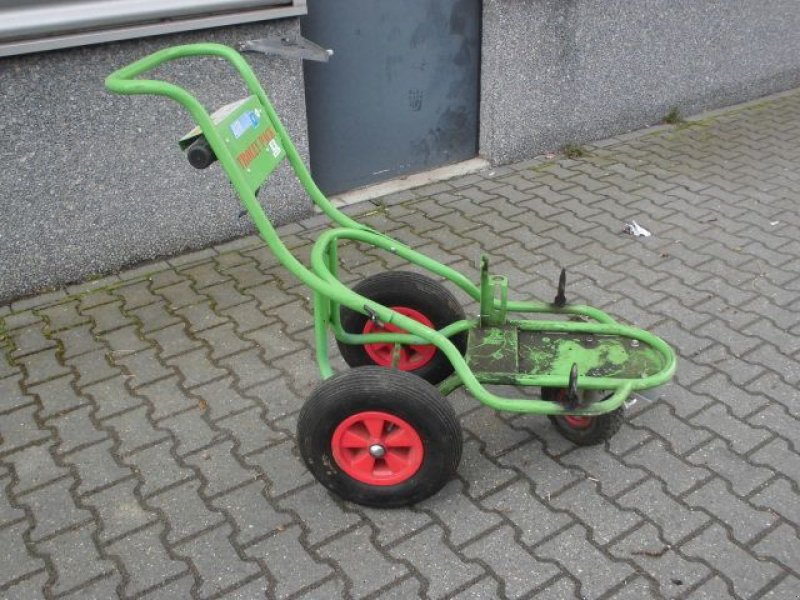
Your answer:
237;128;280;168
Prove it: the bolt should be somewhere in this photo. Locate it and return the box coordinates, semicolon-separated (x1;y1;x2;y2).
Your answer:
369;444;386;458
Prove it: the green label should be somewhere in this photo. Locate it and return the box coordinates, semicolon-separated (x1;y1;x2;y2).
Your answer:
214;95;285;193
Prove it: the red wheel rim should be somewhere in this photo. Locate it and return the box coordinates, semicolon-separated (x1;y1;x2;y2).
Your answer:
562;415;594;429
362;306;437;371
331;411;424;486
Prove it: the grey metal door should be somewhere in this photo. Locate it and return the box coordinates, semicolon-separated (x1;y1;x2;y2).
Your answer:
302;0;481;194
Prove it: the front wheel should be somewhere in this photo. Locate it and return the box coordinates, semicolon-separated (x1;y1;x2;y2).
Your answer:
297;367;463;507
542;388;624;446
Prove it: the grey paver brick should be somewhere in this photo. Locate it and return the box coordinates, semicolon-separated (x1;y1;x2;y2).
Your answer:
617;480;709;544
166;348;227;389
68;349;120;388
609;522;710;597
0;521;47;587
103;406;168;456
82;479;157;544
137;574;195;600
482;479;573;547
532;576;580;600
0;405;51;454
691;372;770;417
128;302;182;334
682;524;782;599
447;575;499;599
632;404;713;455
245;439;314;498
687;438;774;496
19;479;95;543
456;439;516;499
551;480;642;545
148;479;225;544
245;525;332;599
622;439;712;495
356;506;431;547
418;479;502;546
752;523;800;573
156;409;220;457
191;378;255;422
15;349;71;385
213;481;292;546
462;526;561;598
557;445;648;497
174;302;230;333
217;348;282;390
214;406;286;454
535;523;634;600
751;438;800;483
9;324;56;358
148;323;200;359
690;403;773;453
83;375;142;420
59;573;122;600
684;477;777;543
112;280;161;310
106;523;189;597
277;484;359;547
461;408;533;457
498;441;581;501
174;524;260;599
50;406;107;455
193;322;255;360
390;525;484;599
318;525;408;598
63;439;132;496
100;324;150;357
36;524;115;596
136;376;197;421
761;575;800;600
3;443;69;495
125;441;193;497
81;301;129;335
751;478;800;523
0;375;30;414
746;371;800;420
184;440;254;498
113;348;172;389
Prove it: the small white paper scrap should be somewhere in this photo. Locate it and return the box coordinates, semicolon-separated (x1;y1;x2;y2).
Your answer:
623;220;652;237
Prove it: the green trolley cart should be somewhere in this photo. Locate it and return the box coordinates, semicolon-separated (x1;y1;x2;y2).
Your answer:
107;43;676;507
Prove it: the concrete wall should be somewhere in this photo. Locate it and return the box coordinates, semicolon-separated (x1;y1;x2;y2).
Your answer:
0;19;309;303
480;0;800;164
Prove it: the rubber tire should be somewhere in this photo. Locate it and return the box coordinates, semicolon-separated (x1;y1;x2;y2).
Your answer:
547;408;625;446
297;367;462;507
337;271;467;384
542;388;625;446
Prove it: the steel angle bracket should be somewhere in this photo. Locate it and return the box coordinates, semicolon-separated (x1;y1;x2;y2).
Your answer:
236;36;333;62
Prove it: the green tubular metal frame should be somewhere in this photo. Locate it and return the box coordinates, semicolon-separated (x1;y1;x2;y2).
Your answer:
106;43;676;417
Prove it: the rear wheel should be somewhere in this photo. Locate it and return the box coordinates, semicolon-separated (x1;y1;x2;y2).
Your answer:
297;367;462;507
542;388;624;446
337;271;467;384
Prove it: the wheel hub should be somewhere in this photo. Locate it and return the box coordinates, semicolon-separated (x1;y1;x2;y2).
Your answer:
369;444;386;458
331;410;424;486
362;306;437;370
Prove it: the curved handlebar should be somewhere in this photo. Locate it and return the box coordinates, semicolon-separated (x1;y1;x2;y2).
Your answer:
105;41;368;236
105;43;253;99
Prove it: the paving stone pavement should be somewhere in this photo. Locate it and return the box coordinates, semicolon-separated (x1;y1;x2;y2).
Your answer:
2;89;800;599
